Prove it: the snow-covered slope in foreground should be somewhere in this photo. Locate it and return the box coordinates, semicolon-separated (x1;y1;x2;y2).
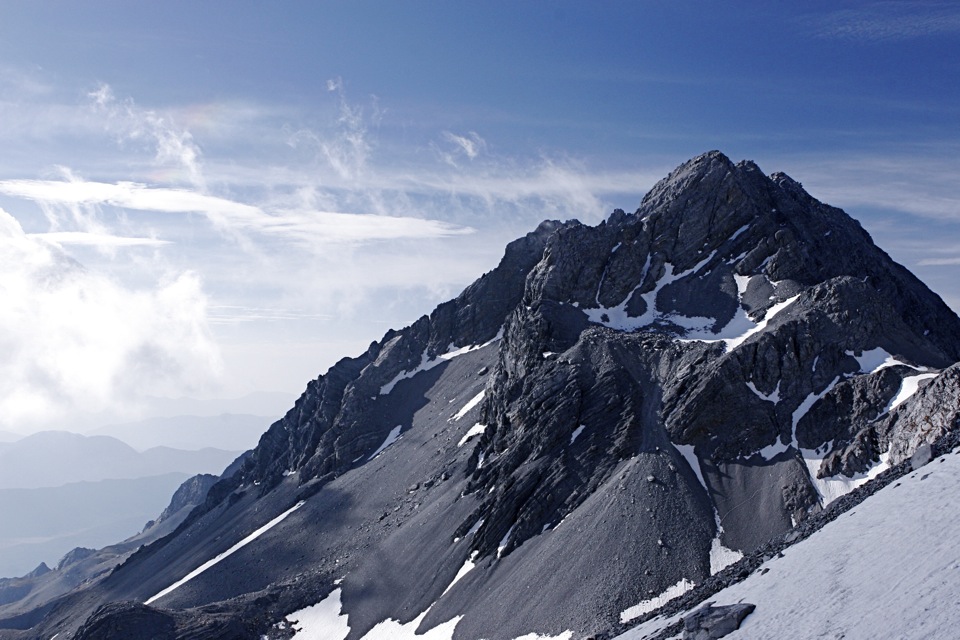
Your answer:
618;446;960;640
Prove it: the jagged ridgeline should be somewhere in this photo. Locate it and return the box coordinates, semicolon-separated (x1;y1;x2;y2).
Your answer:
7;151;960;640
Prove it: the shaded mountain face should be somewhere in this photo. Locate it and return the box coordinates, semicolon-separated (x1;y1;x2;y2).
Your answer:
6;151;960;640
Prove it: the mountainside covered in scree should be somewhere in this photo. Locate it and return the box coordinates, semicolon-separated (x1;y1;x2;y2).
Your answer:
4;151;960;640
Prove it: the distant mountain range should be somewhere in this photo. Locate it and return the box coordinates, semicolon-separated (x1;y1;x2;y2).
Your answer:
0;431;241;490
0;473;220;616
0;431;243;580
91;413;274;452
138;392;297;420
3;152;960;639
0;474;191;579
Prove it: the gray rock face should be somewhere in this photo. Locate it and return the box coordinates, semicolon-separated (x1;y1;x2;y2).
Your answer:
156;474;219;524
6;151;960;640
72;601;250;640
682;602;755;639
73;602;177;640
883;363;960;465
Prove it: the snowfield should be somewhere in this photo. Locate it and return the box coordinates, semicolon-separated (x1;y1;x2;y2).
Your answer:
617;445;960;640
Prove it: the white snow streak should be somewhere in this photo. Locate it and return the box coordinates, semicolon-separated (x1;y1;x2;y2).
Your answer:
709;536;743;575
801;450;891;506
368;425;403;460
756;437;790;461
709;510;743;575
728;224;750;242
380;332;501;395
619;578;696;623
754;376;840;462
846;347;923;374
452;391;485;421
287;588;351;639
708;294;800;352
584;253;716;332
289;587;463;640
441;552;478;597
146;500;305;605
791;376;841;449
287;557;573;640
458;423;487;447
454;518;485;543
674;443;707;492
362;612;463;639
745;380;780;404
886;373;938;412
569;424;586;445
467;517;485;536
497;524;516;558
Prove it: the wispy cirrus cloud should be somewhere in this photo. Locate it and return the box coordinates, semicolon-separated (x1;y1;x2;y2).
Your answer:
440;131;487;165
782;151;960;222
299;76;380;181
0;177;473;245
88;84;206;188
918;257;960;266
812;2;960;41
28;231;170;247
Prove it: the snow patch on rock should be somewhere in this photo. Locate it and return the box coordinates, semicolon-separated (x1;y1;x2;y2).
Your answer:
619;578;696;624
745;380;780;404
709;513;743;575
674;443;707;492
569;424;586;445
452;391;485;421
287;587;351;639
584;252;716;332
458;423;487;447
801;450;890;507
886;373;939;413
369;425;403;460
380;333;501;395
846;347;922;374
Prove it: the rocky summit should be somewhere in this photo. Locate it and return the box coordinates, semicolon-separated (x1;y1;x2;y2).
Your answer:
3;151;960;640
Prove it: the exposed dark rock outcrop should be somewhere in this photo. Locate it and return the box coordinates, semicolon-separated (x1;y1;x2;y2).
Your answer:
682;602;755;639
156;474;219;524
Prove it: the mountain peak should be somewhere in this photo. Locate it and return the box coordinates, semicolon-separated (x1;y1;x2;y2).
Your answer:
11;152;960;640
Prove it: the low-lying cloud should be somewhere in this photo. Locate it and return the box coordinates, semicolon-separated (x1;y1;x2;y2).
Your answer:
0;207;222;430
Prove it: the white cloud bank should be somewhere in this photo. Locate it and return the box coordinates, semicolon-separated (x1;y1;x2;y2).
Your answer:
0;207;221;430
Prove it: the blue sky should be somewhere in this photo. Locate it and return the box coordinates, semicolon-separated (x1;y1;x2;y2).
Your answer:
0;1;957;432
